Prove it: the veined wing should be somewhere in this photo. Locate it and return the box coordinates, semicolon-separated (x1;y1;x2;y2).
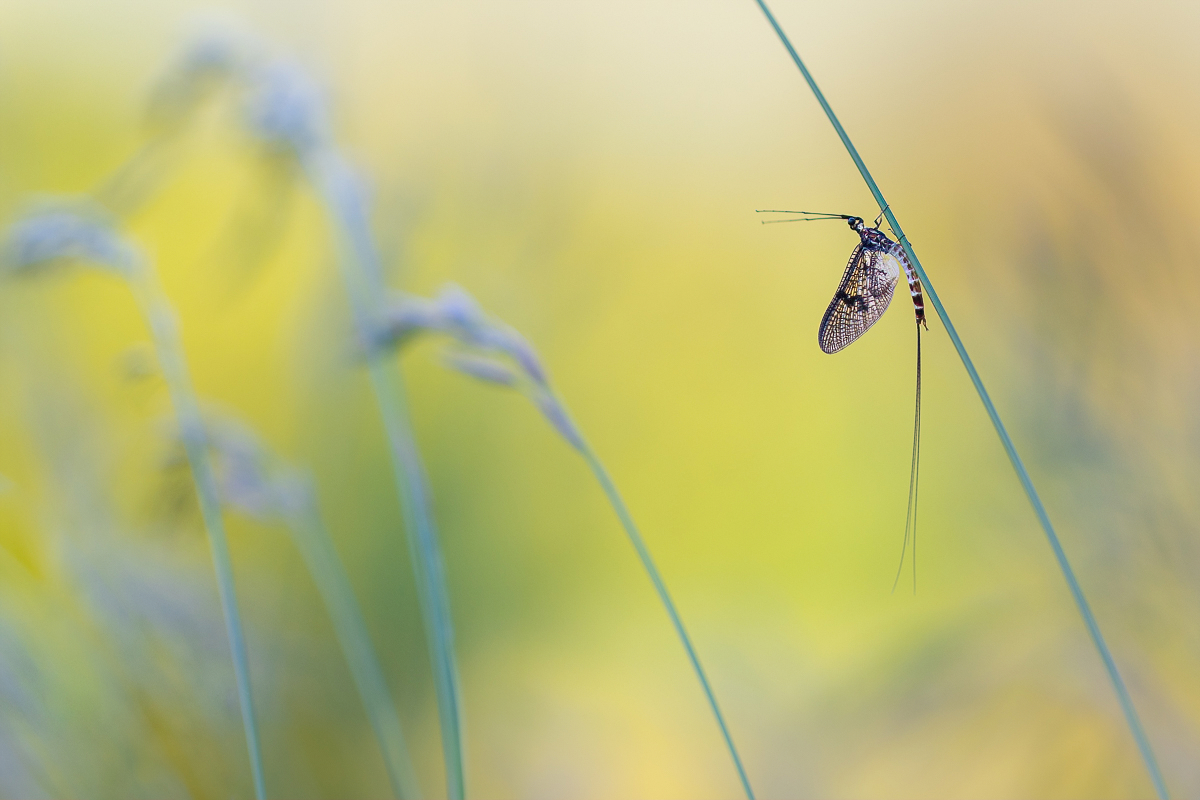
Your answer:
817;243;900;354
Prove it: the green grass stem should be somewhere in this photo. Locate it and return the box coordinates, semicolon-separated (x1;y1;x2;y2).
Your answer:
428;291;754;798
510;382;755;799
750;3;1168;797
127;261;266;800
306;151;466;800
576;438;756;800
365;358;465;800
285;498;422;800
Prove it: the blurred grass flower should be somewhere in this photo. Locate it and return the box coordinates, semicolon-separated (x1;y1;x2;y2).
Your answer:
243;60;330;158
97;27;256;218
1;206;136;275
0;202;268;800
373;283;755;799
202;413;422;800
241;57;466;800
146;24;252;130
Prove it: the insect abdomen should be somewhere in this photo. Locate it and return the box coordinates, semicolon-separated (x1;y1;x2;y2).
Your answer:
896;247;927;328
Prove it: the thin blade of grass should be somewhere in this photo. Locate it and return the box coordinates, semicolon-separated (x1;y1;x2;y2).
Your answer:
365;357;465;800
285;502;422;800
750;3;1168;797
129;264;267;800
576;439;756;800
420;289;755;798
307;151;466;800
204;413;423;799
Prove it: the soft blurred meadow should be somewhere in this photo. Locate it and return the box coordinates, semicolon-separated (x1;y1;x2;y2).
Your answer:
0;0;1198;797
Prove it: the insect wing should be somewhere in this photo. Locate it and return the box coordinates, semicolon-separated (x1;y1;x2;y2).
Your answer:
817;243;900;354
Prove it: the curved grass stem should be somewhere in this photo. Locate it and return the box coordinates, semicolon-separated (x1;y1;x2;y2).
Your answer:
572;432;755;800
366;358;465;800
433;308;754;797
750;3;1168;797
285;500;422;800
306;151;465;800
128;263;266;800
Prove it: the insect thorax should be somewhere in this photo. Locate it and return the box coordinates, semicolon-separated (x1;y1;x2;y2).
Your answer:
859;227;895;250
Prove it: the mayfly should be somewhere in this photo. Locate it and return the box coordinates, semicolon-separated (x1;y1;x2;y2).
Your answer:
760;209;927;591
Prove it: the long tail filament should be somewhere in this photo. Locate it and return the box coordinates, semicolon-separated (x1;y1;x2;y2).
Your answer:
893;322;922;594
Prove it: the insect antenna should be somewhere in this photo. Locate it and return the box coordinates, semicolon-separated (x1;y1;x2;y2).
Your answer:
755;209;854;225
893;322;922;595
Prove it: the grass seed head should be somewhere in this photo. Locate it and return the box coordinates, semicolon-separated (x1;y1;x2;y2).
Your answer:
146;23;253;130
203;417;309;521
244;60;329;158
440;352;519;387
374;284;549;386
1;206;137;277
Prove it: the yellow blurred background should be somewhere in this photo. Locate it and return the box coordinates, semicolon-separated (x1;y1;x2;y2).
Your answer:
0;0;1197;797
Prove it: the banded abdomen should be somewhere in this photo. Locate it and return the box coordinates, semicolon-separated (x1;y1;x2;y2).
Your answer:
893;244;927;328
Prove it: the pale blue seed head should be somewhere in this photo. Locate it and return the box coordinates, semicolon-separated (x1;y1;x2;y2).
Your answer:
244;60;329;158
1;208;137;276
371;287;483;350
178;22;252;75
442;352;519;387
430;285;548;383
215;436;276;519
373;294;442;348
206;417;308;520
372;285;551;387
433;284;487;334
482;327;548;386
148;24;252;127
533;391;584;451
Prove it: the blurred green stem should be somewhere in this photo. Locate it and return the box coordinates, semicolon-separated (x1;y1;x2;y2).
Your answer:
285;495;422;800
751;3;1168;797
567;418;754;799
366;358;465;800
306;150;466;800
127;260;266;800
93;137;176;219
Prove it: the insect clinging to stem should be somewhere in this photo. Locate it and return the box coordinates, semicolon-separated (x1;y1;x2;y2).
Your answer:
759;208;927;592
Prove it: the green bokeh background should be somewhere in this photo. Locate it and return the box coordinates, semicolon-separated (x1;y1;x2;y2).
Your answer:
0;0;1197;797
